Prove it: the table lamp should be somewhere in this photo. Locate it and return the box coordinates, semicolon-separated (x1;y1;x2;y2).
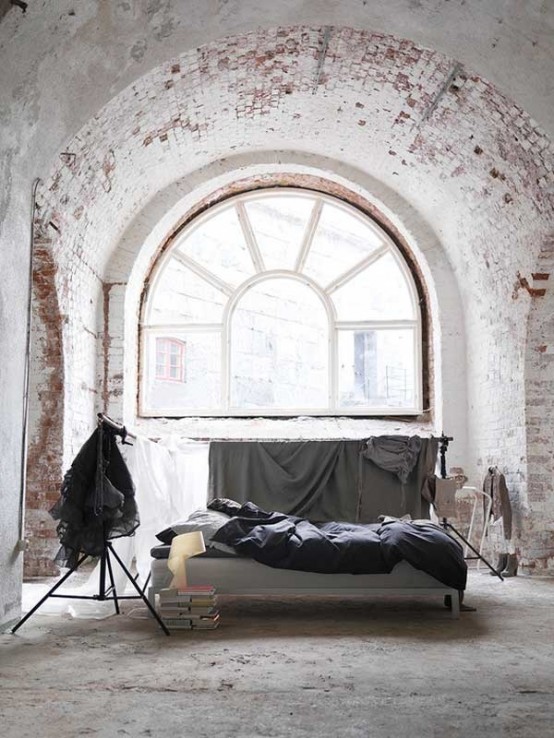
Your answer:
167;530;206;589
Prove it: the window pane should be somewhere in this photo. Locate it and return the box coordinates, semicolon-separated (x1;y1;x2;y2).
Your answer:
230;278;328;410
245;196;314;270
148;257;226;324
337;328;416;408
332;252;414;320
144;332;220;411
178;206;255;287
303;202;384;286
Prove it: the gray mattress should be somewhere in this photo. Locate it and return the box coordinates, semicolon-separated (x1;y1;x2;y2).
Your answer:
150;555;456;594
149;552;461;617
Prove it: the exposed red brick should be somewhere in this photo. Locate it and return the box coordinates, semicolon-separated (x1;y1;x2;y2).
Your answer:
513;272;547;299
25;238;64;577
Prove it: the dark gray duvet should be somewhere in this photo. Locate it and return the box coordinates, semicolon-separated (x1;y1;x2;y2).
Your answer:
212;502;467;591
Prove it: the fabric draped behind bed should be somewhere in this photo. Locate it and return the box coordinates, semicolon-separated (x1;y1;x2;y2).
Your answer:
208;437;439;523
359;436;439;522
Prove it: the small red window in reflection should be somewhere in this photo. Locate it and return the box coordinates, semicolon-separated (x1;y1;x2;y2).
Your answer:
155;338;186;382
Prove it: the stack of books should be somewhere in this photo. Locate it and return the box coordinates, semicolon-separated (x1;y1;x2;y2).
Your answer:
158;585;219;630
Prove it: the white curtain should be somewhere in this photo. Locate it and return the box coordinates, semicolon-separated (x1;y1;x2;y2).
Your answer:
128;434;210;582
22;434;209;619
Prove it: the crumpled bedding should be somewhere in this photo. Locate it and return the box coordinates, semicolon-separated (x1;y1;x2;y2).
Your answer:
212;502;467;591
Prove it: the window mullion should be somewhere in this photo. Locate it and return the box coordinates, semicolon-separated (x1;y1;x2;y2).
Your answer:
142;322;222;332
415;316;423;412
336;320;417;331
222;322;229;411
325;243;389;294
236;202;265;273
329;325;337;411
171;250;234;296
294;199;322;272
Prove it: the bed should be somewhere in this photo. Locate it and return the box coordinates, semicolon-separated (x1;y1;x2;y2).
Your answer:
147;502;466;618
149;554;461;618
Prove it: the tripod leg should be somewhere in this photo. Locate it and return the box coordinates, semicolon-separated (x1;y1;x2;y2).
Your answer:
98;546;107;600
107;543;170;636
446;522;504;581
11;553;89;634
141;570;151;596
105;550;120;615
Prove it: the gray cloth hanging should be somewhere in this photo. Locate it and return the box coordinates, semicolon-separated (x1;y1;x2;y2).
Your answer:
361;435;422;483
208;437;439;524
208;441;360;522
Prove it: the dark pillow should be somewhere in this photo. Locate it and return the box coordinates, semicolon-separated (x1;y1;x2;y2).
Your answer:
150;544;238;560
207;497;243;516
150;544;172;559
155;508;231;545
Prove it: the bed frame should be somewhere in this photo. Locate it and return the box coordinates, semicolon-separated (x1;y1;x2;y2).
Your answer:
148;556;461;618
148;435;464;619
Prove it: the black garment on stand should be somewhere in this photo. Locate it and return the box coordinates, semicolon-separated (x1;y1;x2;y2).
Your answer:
50;424;140;568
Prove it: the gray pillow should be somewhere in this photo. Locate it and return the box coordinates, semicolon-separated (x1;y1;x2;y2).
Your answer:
155;509;235;555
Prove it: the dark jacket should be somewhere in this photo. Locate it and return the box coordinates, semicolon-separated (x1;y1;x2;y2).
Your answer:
50;425;139;568
483;467;512;540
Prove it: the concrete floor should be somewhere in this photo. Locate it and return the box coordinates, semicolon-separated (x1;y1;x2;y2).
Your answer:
1;571;553;738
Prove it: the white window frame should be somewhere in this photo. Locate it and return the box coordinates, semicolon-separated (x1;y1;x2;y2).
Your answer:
139;188;423;417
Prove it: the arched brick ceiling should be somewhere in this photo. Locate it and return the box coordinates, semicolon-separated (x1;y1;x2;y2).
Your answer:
1;0;553;162
37;25;552;297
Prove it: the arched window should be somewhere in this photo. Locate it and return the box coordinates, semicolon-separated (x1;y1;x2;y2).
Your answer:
140;189;422;416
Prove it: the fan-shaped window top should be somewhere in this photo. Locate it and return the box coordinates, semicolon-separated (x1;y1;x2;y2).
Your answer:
141;189;422;416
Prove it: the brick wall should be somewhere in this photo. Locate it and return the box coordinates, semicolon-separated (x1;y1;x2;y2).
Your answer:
26;234;64;576
523;237;554;573
25;26;554;575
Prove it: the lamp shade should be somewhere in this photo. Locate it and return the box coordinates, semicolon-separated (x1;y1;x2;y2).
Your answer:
168;531;206;589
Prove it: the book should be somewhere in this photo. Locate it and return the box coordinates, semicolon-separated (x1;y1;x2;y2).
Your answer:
159;596;218;608
160;586;216;597
163;614;220;630
166;623;219;631
159;588;217;602
159;585;220;630
159;606;219;618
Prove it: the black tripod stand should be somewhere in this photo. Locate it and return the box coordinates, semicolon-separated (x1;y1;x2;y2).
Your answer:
12;538;170;635
437;435;503;582
12;414;170;636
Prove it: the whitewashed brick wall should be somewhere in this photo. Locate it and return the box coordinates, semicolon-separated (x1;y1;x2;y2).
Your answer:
26;26;554;574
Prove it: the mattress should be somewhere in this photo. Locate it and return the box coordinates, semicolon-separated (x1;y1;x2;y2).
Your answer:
150;555;456;594
185;557;453;594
